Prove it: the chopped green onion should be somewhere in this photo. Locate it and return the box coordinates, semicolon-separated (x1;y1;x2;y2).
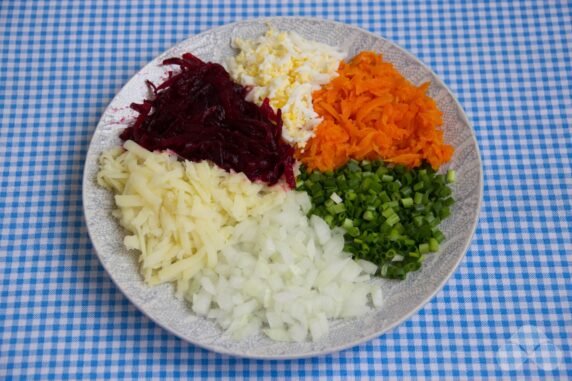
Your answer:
297;159;455;280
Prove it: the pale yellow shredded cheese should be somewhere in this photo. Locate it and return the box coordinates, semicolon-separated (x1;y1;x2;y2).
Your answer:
97;141;285;294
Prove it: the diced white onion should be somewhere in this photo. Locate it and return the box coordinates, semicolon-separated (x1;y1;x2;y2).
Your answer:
97;143;384;342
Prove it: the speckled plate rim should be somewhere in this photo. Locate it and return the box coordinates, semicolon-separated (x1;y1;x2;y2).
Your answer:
82;16;483;359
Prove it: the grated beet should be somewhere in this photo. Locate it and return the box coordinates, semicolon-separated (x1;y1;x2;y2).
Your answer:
120;53;295;188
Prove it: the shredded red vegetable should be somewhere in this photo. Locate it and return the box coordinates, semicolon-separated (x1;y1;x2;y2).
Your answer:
120;53;296;188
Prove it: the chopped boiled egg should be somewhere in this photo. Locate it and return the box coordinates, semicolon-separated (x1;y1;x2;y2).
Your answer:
226;28;346;148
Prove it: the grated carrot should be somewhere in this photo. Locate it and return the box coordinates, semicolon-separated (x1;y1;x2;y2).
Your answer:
297;51;454;172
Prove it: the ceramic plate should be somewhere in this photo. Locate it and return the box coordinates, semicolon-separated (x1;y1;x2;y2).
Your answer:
83;17;482;359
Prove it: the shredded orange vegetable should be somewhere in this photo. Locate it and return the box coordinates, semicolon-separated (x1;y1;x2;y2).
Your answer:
297;51;454;172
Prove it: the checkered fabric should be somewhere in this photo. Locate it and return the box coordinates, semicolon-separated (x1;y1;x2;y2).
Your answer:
1;0;570;379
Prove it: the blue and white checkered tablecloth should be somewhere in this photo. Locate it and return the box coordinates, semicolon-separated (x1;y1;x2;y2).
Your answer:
1;0;570;379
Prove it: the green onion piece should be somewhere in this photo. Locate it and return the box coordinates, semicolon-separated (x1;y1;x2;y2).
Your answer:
388;228;400;241
382;208;395;219
434;230;445;243
348;160;361;172
327;203;346;214
379;191;391;203
425;213;435;224
382;201;398;210
363;210;374;221
439;206;451;219
381;174;394;182
443;197;455;207
401;186;412;196
429;238;440;252
342;218;354;229
401;197;413;208
446;169;456;183
413;215;424;227
385;214;400;226
376;166;388;176
347;227;360;237
310;172;321;182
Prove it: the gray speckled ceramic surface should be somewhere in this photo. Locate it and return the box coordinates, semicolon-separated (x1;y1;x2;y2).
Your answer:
82;17;483;359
